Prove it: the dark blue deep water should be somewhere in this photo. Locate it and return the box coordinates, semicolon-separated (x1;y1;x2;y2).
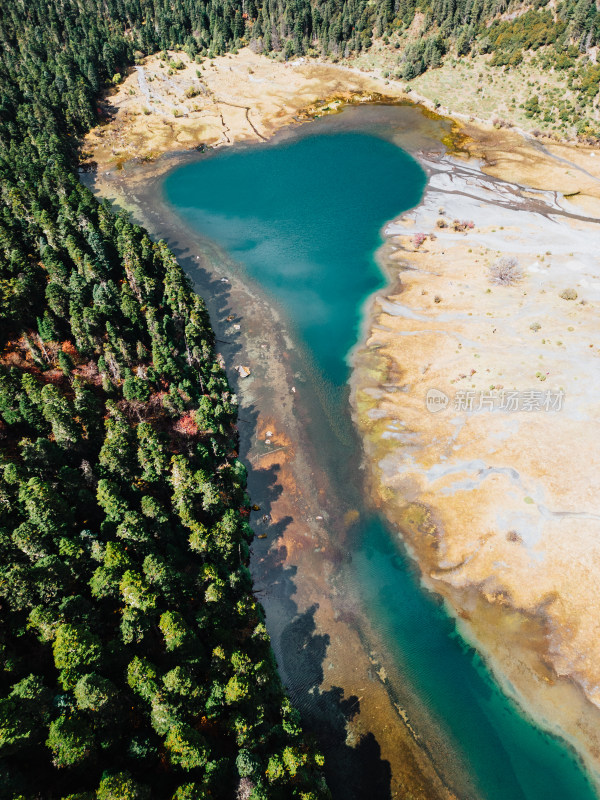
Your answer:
164;128;597;800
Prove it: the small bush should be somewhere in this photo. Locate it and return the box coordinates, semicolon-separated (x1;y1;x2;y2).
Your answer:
489;256;523;286
413;232;427;248
452;219;474;232
559;288;577;300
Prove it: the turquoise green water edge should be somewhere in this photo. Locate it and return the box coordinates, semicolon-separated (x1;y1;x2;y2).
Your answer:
163;129;597;800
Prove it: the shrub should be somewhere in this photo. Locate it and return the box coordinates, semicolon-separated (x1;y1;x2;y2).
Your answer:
46;714;95;767
559;288;577;300
174;413;199;436
413;232;427;248
97;771;150;800
165;724;207;769
452;219;474;232
489;256;523;285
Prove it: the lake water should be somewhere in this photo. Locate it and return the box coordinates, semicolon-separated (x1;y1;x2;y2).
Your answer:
163;120;597;800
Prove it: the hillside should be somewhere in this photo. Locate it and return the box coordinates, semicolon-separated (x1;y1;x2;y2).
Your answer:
350;4;600;139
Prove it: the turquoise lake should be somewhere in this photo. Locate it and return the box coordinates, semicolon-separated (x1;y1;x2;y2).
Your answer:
163;126;597;800
164;132;423;385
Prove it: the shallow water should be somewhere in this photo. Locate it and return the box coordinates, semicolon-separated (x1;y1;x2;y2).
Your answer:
163;114;597;800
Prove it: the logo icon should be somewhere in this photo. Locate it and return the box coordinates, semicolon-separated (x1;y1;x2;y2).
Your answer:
426;388;449;413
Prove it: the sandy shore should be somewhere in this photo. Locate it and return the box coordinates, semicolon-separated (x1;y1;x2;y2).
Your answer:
84;47;600;795
83;48;414;176
350;141;600;782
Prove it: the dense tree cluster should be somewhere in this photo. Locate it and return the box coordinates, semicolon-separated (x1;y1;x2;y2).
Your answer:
0;1;333;799
388;0;600;137
417;0;600;58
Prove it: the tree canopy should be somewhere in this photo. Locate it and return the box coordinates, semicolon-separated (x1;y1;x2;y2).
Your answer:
0;1;331;798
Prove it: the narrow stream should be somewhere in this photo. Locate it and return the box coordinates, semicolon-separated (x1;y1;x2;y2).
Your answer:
159;107;597;800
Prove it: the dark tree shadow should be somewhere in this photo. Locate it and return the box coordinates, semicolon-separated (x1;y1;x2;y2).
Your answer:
92;180;392;800
280;606;392;800
164;234;393;800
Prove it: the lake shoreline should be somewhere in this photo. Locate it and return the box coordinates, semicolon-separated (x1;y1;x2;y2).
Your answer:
84;53;600;797
85;141;469;799
349;146;600;790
